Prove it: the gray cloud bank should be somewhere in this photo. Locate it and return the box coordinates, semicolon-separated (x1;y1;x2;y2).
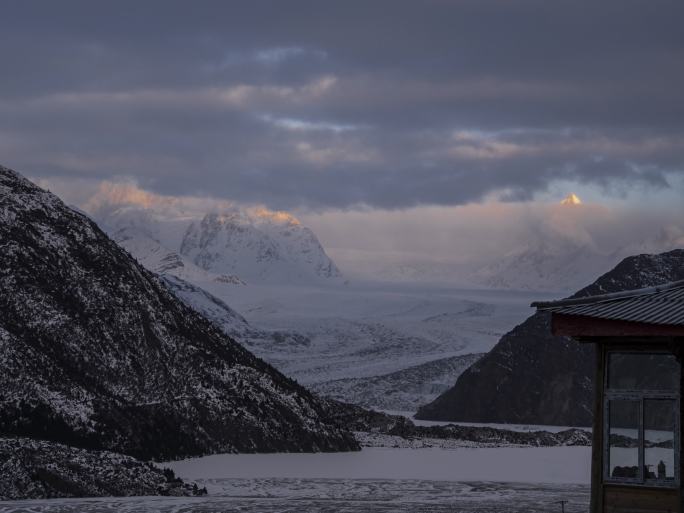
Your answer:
1;0;683;209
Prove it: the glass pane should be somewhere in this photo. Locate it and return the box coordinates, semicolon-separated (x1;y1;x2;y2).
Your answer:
644;399;676;483
608;353;679;391
608;400;640;480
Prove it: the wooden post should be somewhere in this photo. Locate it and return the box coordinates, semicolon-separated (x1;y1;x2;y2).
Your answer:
590;341;604;513
679;339;684;513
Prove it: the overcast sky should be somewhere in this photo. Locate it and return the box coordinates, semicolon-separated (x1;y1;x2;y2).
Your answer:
2;1;684;273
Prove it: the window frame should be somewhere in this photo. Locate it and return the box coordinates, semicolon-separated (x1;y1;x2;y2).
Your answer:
603;350;680;488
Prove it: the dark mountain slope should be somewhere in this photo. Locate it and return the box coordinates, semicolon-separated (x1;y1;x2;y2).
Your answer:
0;165;357;459
416;249;684;426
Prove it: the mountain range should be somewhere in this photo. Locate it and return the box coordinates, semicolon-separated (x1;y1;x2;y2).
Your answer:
84;183;684;423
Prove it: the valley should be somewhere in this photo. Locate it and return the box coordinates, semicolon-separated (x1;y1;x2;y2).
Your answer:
91;198;556;413
201;281;547;411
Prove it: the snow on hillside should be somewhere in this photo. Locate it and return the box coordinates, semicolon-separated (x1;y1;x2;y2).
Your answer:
162;275;312;355
112;225;245;285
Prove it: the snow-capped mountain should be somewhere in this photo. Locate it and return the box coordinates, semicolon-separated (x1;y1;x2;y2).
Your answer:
475;194;647;292
0;165;357;460
90;195;341;285
179;210;341;283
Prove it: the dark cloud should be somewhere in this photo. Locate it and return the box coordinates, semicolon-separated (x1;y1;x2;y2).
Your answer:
1;0;683;209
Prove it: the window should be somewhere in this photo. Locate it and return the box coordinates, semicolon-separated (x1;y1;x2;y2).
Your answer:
605;352;679;487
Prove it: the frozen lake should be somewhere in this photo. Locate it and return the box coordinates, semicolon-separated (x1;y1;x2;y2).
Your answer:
1;447;591;512
166;447;591;484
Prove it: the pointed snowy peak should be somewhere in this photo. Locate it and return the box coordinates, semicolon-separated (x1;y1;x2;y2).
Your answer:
560;193;582;206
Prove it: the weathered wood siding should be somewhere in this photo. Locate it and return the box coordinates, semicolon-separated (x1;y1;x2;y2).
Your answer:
603;485;678;513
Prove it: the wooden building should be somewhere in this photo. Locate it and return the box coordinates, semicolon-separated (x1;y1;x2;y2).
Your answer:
533;280;684;513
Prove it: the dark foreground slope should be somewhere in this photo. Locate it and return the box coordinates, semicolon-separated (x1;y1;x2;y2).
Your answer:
0;436;203;500
416;249;684;426
0;165;357;460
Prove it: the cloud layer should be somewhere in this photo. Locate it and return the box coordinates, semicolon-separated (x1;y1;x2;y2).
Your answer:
2;0;683;210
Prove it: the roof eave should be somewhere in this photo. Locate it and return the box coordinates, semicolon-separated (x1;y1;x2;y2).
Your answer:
531;279;684;310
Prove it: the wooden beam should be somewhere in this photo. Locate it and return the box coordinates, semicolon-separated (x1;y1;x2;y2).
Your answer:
680;357;684;513
590;343;604;513
551;314;684;338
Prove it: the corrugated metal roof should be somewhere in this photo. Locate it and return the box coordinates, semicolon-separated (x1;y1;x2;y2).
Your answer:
532;279;684;326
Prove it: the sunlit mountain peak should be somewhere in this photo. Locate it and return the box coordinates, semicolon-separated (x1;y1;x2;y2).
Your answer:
251;207;301;226
560;193;582;206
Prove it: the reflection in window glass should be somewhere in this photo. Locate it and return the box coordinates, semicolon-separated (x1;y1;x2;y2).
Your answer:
608;353;679;391
609;400;640;480
644;399;676;482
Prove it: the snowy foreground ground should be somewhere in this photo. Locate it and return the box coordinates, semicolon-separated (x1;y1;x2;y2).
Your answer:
1;447;591;512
